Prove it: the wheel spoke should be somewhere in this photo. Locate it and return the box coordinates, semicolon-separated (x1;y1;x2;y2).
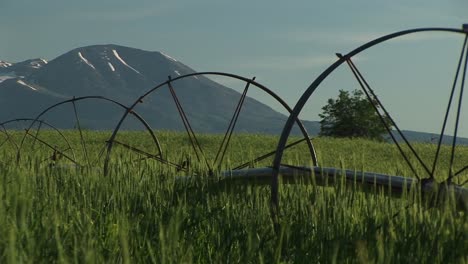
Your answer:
31;121;43;150
128;111;163;157
24;130;80;166
454;165;468;178
91;142;109;166
112;139;186;171
432;36;468;179
40;147;72;164
72;99;91;167
214;77;255;169
233;137;311;170
459;178;468;186
0;125;19;151
102;111;163;167
167;77;211;171
447;37;468;183
340;54;429;179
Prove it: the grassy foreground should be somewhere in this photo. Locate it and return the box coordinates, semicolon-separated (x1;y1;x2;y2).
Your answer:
0;130;467;263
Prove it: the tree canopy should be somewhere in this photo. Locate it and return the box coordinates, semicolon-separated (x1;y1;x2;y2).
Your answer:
319;89;392;141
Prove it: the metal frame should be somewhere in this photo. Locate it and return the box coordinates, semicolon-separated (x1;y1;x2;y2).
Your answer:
271;27;468;209
15;96;162;167
104;72;317;175
0;118;76;162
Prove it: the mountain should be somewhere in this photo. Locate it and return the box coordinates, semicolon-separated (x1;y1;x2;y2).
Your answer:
393;130;468;145
1;45;466;145
0;58;48;78
0;44;318;134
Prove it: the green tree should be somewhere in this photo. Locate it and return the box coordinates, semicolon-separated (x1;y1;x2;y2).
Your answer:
319;89;392;141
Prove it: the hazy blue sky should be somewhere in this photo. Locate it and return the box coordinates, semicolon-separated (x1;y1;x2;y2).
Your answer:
1;0;468;136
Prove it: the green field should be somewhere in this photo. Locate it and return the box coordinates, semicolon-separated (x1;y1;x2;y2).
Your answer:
0;130;467;263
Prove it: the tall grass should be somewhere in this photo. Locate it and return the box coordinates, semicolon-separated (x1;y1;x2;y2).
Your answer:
0;131;467;263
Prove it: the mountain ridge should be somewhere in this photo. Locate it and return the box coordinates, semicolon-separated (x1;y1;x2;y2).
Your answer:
0;44;467;145
1;44;315;135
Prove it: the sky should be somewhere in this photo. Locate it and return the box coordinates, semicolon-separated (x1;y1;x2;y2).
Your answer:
1;0;468;136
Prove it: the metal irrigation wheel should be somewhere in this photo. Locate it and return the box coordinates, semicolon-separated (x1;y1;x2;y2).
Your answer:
104;72;317;176
272;26;468;208
16;96;161;168
0;118;75;165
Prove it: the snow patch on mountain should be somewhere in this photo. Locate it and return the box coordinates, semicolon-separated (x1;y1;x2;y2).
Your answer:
0;71;18;83
112;49;142;75
30;62;42;69
17;80;37;91
108;62;116;72
78;52;96;70
160;51;177;62
0;75;16;84
0;61;13;68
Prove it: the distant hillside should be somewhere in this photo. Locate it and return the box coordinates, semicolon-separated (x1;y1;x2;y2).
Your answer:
0;44;313;134
393;130;468;145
